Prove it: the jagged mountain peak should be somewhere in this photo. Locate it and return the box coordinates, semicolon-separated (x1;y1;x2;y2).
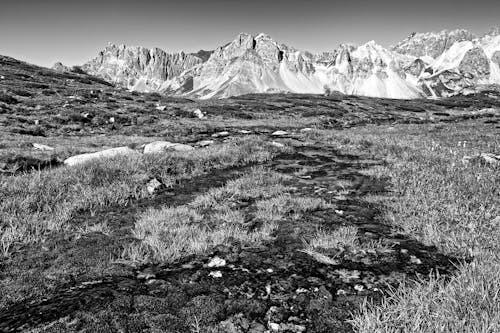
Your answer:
82;43;207;92
485;26;500;37
391;28;476;59
79;28;500;99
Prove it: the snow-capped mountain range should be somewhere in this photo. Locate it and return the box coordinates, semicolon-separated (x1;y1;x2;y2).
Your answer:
76;28;500;99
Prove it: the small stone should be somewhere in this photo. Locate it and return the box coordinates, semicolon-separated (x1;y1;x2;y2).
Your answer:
0;76;5;79
209;270;223;278
197;140;214;147
271;130;288;136
269;323;280;332
109;117;115;123
491;216;500;226
193;108;204;119
208;256;226;268
354;284;364;292
212;131;230;138
335;210;344;215
336;289;347;296
146;178;162;195
480;153;500;166
239;130;252;134
137;270;156;280
266;268;274;273
281;323;306;332
270;141;285;148
410;255;422;265
300;128;313;132
248;322;266;333
400;249;408;254
32;143;54;151
296;288;308;294
155;105;167;111
265;284;272;296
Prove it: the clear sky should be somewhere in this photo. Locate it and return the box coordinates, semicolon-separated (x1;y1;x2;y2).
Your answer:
1;0;499;67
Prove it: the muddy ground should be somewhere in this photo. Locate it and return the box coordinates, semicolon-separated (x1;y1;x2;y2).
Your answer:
0;131;460;333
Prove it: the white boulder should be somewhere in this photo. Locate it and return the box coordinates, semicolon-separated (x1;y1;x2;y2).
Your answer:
32;143;55;151
272;130;288;136
64;147;139;166
143;141;194;154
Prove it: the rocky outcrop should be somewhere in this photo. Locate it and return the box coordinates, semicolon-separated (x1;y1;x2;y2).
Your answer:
52;62;71;72
405;58;427;77
486;27;500;37
492;51;500;67
458;47;490;79
391;29;476;59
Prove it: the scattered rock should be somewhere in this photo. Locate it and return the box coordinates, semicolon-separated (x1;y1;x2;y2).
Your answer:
212;131;230;138
209;271;223;278
480;153;500;167
207;256;226;268
64;147;140;166
109;117;115;124
248;322;267;333
269;323;280;332
300;128;313;132
32;143;54;151
270;141;285;148
143;141;194;154
354;284;364;292
193;108;205;119
0;75;5;80
271;130;288;136
280;323;306;332
197;140;214;147
146;178;163;195
491;216;500;226
137;268;156;280
155;105;167;111
239;130;252;134
410;255;422;265
462;153;500;167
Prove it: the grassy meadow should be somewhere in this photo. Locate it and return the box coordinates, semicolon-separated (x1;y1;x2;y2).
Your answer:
309;122;500;332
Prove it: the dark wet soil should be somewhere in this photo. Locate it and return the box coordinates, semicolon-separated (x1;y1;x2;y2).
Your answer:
0;155;62;175
0;135;460;333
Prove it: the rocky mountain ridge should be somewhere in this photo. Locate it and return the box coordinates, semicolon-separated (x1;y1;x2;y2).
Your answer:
76;27;500;99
